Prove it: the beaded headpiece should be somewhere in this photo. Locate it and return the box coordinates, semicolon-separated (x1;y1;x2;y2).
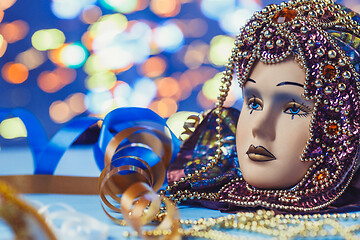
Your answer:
215;0;360;211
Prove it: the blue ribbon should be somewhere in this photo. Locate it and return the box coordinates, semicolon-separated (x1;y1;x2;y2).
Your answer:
0;107;181;176
94;107;180;170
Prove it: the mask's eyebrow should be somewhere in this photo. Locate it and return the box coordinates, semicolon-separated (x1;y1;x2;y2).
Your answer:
276;81;304;88
244;78;256;86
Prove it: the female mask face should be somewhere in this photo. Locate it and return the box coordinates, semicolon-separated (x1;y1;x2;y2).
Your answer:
236;58;315;189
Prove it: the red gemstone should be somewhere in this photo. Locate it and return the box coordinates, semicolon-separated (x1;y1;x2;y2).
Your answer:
316;173;325;181
272;8;298;24
327;123;338;135
323;64;336;79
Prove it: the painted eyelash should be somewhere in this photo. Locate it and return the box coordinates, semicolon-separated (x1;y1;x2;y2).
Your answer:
248;95;261;114
286;99;312;119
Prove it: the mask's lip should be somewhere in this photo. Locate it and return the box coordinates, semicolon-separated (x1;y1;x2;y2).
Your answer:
246;144;276;162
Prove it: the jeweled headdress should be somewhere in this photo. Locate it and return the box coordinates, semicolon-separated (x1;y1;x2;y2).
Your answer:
167;0;360;212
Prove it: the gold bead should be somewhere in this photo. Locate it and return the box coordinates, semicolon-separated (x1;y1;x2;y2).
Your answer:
338;83;346;91
324;86;332;94
328;50;336;59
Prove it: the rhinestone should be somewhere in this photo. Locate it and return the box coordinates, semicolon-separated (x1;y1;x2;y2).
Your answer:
293;20;301;27
264;30;272;38
328;50;337;59
307;39;315;47
317;48;327;57
276;39;285;47
300;26;308;33
308;11;317;17
316;173;325;181
272;8;298;23
252;21;260;28
342;71;351;79
323;64;336;79
338;83;346;91
242;51;249;58
324;86;332;94
327;123;339;135
248;36;256;43
315;79;323;87
338;58;346;66
266;40;274;49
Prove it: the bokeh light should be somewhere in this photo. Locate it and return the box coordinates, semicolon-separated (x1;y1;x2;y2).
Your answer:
31;29;65;51
81;5;102;24
85;90;113;114
89;13;128;39
0;0;16;11
129;77;157;107
140;56;167;78
113;81;131;107
0;117;27;139
0;20;29;43
37;68;76;93
0;34;7;57
200;0;235;20
15;48;46;70
60;42;88;68
49;100;72;123
183;40;208;69
0;0;356;144
67;93;86;114
149;97;178;118
150;0;181;18
100;0;138;13
51;0;97;19
208;35;234;66
86;71;116;90
153;21;184;52
2;62;28;84
219;9;253;36
156;77;180;98
202;72;222;101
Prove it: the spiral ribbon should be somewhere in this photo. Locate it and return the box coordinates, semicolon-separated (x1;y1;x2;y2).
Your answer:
0;107;181;238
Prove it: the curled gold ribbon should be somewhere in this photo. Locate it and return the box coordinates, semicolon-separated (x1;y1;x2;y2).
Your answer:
0;180;56;240
99;126;180;238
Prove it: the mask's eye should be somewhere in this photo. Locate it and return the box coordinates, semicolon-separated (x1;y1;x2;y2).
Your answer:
283;101;312;119
247;96;263;114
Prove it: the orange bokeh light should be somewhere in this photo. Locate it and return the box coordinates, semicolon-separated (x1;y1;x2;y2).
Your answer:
37;72;63;93
2;62;28;84
48;44;67;67
37;67;76;93
49;101;72;123
0;20;29;43
0;35;7;57
81;31;94;51
149;97;178;118
150;0;181;18
0;0;16;11
178;73;193;100
0;11;4;23
135;0;149;11
156;77;180;98
67;93;86;114
54;67;76;85
141;56;166;78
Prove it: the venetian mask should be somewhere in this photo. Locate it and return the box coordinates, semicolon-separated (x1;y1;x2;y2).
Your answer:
217;0;360;211
236;58;314;189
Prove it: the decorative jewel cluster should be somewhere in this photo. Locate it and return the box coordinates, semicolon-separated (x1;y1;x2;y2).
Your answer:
216;0;360;211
